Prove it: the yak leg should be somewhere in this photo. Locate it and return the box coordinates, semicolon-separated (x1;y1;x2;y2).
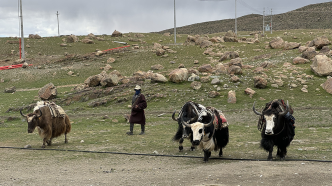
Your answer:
219;148;223;157
46;138;53;146
65;133;68;144
279;146;287;160
203;150;211;162
179;138;184;151
267;148;273;160
42;138;48;148
190;145;195;151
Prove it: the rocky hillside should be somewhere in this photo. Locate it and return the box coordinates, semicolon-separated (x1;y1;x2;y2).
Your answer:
158;2;332;34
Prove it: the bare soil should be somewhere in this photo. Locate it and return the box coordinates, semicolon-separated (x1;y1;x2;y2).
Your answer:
0;148;331;186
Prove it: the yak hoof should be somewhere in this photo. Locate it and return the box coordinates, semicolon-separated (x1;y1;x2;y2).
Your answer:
280;157;285;161
190;147;195;151
179;146;183;151
65;140;68;144
41;145;46;148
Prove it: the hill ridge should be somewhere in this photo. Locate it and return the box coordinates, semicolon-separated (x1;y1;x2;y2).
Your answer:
158;2;332;35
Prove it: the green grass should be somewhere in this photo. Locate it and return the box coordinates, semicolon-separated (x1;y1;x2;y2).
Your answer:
0;30;332;161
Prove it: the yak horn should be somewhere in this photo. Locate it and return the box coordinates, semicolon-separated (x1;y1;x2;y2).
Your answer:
278;101;289;116
36;108;43;118
203;110;214;127
20;109;27;117
182;120;191;128
253;101;262;116
172;110;178;121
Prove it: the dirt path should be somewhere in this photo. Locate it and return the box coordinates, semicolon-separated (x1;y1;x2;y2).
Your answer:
15;84;80;92
0;148;331;186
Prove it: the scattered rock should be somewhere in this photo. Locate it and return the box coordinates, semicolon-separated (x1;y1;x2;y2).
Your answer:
191;81;202;90
38;83;57;100
227;90;236;103
310;55;332;76
254;76;267;89
321;77;332;94
168;68;188;83
4;86;16;93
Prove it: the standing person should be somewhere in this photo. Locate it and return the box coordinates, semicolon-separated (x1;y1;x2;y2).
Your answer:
126;85;147;135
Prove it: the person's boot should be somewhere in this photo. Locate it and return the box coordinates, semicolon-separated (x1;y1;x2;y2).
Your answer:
139;125;145;135
126;123;134;135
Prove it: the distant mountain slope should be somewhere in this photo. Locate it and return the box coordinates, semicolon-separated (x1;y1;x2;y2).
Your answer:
158;2;332;35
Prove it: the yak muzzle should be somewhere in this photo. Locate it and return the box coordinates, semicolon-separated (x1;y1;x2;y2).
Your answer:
192;140;200;146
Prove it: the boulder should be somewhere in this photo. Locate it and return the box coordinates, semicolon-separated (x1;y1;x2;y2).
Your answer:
215;63;227;74
211;78;220;85
321;77;332;94
224;30;238;42
244;88;255;98
310;55;332;76
188;73;200;81
67;34;78;43
298;46;308;53
319;46;330;54
269;37;284;49
227;90;236;103
254;76;267;89
191;81;202;90
301;47;317;59
84;74;103;87
168;68;188;83
284;41;300;50
219;51;239;61
208;91;220;98
151;64;164;70
111;30;122;37
309;36;330;49
156;49;165;56
228;58;243;68
82;38;94;44
151;73;168;83
107;57;116;63
230;76;240;82
293;57;310;64
4;86;16;93
200;40;213;48
38;83;57;100
153;43;162;50
100;74;119;87
198;64;213;73
227;65;242;75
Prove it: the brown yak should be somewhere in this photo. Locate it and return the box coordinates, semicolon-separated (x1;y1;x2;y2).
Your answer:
20;102;71;148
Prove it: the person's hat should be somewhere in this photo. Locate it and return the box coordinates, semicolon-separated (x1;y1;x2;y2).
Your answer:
134;85;141;90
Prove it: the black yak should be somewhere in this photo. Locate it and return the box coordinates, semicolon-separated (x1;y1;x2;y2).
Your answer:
253;99;295;160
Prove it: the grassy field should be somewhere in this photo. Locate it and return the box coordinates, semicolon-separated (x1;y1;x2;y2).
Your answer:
0;29;331;161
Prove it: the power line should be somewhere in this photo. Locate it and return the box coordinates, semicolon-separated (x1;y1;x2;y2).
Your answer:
237;0;261;14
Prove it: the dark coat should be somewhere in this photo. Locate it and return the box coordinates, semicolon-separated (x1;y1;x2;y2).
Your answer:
129;93;147;125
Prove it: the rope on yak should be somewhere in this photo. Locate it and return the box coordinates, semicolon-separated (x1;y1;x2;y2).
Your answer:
1;146;332;163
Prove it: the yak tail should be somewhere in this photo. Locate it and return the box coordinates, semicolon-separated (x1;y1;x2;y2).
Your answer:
65;115;71;134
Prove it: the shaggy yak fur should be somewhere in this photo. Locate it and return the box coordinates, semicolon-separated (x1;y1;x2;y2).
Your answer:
189;109;229;162
21;105;71;148
254;100;295;160
172;101;199;151
174;101;229;162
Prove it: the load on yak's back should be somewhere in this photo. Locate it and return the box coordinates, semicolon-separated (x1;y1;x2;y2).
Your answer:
172;101;229;162
253;99;296;160
20;101;71;148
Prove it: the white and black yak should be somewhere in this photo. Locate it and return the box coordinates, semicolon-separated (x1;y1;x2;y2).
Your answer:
172;101;200;151
20;101;71;148
253;99;295;160
182;106;229;162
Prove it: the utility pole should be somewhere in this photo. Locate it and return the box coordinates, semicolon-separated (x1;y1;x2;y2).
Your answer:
235;0;237;35
19;0;24;59
270;9;273;34
262;8;265;36
174;0;176;44
57;11;60;36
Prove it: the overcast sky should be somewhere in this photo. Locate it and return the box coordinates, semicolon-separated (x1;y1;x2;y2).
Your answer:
0;0;330;37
